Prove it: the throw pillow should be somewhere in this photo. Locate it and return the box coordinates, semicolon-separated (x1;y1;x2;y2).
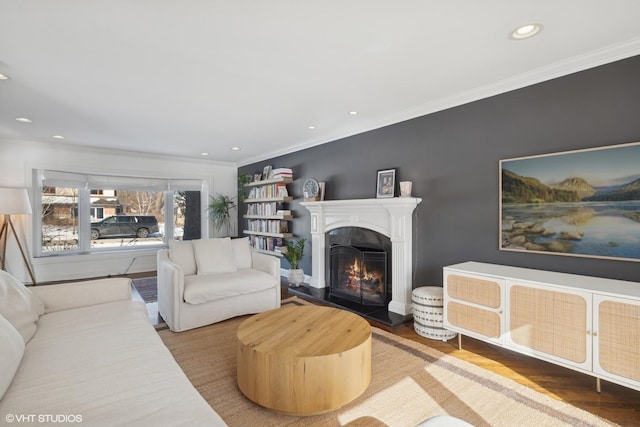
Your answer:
0;313;25;400
192;238;237;275
0;269;45;343
231;237;253;270
168;240;197;275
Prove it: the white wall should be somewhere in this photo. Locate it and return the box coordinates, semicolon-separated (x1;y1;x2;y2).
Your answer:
0;140;238;283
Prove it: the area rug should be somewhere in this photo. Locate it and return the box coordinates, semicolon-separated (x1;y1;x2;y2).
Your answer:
158;297;617;427
131;276;157;303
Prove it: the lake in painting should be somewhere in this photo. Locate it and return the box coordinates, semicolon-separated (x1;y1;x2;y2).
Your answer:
500;142;640;261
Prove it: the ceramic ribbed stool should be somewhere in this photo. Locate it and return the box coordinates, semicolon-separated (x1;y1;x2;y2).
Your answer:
412;286;457;341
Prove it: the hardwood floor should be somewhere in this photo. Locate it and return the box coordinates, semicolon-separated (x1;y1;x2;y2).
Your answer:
131;276;638;425
281;283;640;426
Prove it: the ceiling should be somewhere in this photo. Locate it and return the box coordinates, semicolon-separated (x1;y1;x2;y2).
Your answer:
2;1;640;166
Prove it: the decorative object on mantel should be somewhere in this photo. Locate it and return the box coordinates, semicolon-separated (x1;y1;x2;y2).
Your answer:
376;168;396;198
303;178;320;201
283;238;306;287
318;181;326;201
400;181;413;197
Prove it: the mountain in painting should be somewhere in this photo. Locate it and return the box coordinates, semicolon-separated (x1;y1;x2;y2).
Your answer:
501;169;581;203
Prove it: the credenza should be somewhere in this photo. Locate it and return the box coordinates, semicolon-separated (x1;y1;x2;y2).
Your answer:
443;261;640;393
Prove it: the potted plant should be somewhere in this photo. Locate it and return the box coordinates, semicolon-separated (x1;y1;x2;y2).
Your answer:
283;238;306;287
207;194;236;237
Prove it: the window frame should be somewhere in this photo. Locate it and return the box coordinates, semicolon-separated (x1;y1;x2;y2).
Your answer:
33;169;207;258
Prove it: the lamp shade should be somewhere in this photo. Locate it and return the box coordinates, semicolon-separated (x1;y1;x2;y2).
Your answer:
0;188;33;215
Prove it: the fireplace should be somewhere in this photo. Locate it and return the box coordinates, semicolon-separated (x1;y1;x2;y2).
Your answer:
328;227;390;306
301;197;422;322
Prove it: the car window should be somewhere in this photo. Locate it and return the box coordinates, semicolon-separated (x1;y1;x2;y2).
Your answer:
104;217;117;224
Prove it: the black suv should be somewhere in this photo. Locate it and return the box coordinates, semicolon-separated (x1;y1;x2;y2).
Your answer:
90;215;159;239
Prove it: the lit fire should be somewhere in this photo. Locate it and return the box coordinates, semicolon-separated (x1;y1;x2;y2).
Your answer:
343;258;383;294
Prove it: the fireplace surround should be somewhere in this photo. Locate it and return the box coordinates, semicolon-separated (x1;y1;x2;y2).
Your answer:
301;197;422;318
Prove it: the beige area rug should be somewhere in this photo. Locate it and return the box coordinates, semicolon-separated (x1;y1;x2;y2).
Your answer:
157;297;617;427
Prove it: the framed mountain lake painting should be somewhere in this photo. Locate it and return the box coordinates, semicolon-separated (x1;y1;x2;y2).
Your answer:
500;141;640;262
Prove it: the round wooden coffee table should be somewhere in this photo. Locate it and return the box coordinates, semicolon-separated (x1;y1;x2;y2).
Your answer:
237;305;371;416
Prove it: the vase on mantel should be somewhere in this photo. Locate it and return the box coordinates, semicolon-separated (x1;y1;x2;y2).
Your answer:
288;268;305;287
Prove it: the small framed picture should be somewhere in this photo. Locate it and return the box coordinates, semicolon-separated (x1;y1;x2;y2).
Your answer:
262;165;272;180
376;168;396;198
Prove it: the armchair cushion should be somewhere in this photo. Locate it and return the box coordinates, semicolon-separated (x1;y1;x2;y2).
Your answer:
193;238;237;275
0;313;24;400
231;237;252;269
168;240;197;275
0;269;44;343
183;269;276;304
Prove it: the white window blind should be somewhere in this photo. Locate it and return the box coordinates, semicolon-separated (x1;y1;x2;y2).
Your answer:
38;170;203;191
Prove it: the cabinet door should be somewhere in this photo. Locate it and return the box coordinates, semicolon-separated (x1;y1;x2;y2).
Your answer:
443;271;504;344
506;282;591;371
593;294;640;391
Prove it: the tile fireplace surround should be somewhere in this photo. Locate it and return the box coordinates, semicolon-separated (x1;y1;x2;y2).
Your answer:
301;197;422;317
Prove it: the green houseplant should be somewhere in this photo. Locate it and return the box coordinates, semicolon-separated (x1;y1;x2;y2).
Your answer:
207;194;236;237
283;238;306;287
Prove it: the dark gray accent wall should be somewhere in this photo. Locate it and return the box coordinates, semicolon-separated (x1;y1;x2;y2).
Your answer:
239;55;640;286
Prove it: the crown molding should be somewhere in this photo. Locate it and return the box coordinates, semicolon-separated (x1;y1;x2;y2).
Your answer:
238;37;640;167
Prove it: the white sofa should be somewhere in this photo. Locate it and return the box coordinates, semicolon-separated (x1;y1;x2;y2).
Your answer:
0;270;226;427
157;237;281;332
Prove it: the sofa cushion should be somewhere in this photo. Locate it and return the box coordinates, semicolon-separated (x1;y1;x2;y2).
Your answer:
0;269;45;343
0;313;25;400
168;240;197;275
183;269;276;304
0;299;226;426
193;238;237;275
231;237;253;270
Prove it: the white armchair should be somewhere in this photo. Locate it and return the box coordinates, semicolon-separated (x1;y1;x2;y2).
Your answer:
157;237;281;332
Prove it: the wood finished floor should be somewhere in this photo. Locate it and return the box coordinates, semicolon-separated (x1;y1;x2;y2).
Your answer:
130;274;639;426
280;284;640;427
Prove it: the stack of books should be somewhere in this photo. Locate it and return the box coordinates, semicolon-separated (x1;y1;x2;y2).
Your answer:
271;168;293;179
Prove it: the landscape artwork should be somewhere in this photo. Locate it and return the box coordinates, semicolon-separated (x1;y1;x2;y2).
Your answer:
500;142;640;262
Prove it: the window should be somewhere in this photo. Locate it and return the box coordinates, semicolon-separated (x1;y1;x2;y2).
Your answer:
90;207;104;220
34;170;204;256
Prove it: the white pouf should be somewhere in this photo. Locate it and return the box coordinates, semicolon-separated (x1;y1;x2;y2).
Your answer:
412;286;457;341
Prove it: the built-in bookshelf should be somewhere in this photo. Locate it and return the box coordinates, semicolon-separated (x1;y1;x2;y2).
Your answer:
243;175;293;256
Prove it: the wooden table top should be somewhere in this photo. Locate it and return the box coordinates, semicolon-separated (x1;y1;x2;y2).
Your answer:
237;305;371;357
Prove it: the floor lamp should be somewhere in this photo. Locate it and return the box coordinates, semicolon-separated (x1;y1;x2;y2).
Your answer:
0;187;37;284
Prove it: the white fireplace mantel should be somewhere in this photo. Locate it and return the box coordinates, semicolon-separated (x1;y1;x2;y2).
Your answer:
301;197;422;316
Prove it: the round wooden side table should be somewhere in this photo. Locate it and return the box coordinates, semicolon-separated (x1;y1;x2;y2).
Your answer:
237;305;371;415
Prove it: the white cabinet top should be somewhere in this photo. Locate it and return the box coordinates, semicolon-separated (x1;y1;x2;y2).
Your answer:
445;261;640;299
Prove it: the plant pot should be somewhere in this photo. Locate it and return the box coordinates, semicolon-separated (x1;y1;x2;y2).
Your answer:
288;268;305;287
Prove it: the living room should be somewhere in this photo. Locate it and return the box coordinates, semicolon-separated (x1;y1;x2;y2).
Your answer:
2;2;640;426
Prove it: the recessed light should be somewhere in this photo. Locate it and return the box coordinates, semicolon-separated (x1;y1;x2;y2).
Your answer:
52;135;65;139
201;152;209;156
349;111;358;116
308;126;316;130
510;23;543;40
16;117;32;123
230;147;241;151
0;74;8;80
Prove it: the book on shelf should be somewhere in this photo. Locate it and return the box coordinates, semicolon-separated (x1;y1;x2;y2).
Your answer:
276;183;288;197
247;219;289;234
271;167;293;179
249;235;283;252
